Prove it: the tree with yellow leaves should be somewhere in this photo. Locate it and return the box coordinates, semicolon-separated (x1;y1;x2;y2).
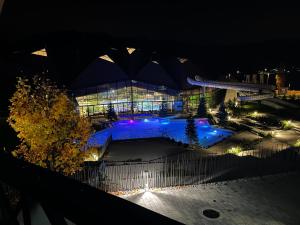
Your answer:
8;76;93;175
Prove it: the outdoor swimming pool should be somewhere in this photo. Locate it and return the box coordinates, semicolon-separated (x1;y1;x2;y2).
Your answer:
89;118;233;148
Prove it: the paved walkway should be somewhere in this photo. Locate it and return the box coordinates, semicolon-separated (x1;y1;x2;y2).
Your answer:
122;172;300;225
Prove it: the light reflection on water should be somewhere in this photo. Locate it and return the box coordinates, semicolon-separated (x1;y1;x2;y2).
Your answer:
89;118;233;148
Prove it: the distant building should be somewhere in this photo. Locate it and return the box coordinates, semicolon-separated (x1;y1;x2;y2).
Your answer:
70;52;215;116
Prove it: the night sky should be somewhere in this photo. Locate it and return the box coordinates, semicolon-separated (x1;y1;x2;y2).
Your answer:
1;2;300;69
1;1;300;111
1;2;300;46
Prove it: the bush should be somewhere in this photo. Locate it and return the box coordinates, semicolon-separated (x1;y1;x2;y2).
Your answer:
263;132;273;139
226;146;243;155
159;100;168;117
281;120;294;130
216;102;228;126
294;139;300;147
185;113;199;145
84;147;101;161
106;103;117;122
8;76;92;175
197;97;208;118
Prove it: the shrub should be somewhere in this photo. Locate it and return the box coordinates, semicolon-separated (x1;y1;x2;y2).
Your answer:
8;76;93;175
84;146;101;161
281;120;294;130
226;146;243;155
106;103;118;122
159;100;168;117
294;139;300;147
185;114;199;145
216;102;228;126
197;97;208;118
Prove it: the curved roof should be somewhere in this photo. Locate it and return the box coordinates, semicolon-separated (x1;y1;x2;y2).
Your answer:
71;49;206;91
71;58;128;90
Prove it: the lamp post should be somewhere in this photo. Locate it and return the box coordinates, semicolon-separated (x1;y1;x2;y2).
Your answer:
267;73;270;85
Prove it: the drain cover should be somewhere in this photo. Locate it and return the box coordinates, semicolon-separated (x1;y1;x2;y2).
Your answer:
202;209;220;219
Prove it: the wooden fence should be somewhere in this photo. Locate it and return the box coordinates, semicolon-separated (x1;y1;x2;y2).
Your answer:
72;148;300;193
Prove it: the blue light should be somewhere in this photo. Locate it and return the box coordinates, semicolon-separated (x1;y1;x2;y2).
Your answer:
160;119;170;125
89;118;233;148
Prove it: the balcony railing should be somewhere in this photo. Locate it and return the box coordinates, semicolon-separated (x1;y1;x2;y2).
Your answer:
0;152;183;225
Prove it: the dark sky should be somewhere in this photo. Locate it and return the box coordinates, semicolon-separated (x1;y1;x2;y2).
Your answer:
1;1;300;48
1;1;300;112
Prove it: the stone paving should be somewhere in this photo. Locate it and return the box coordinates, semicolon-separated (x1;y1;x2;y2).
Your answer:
121;172;300;225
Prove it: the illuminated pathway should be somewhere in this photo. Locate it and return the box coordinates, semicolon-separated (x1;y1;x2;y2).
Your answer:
122;172;300;225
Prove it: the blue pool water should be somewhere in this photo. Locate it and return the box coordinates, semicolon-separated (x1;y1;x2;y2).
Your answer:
88;118;233;148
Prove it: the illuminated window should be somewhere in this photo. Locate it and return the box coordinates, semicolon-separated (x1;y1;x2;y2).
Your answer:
32;48;47;57
126;47;136;55
99;55;115;63
75;81;178;115
177;57;188;63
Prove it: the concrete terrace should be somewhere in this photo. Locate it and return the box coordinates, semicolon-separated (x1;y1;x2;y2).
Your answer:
121;172;300;225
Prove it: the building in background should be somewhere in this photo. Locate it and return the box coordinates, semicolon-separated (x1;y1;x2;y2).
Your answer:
70;50;217;116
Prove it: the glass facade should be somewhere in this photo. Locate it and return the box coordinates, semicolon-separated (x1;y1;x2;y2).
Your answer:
180;89;213;111
75;80;183;116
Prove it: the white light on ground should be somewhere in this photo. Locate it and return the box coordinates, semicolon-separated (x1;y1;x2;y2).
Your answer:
250;111;260;118
92;153;99;161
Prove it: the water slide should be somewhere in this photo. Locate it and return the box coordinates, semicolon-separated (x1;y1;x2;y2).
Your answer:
187;77;275;101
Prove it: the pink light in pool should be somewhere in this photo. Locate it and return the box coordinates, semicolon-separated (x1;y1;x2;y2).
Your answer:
129;119;134;124
198;118;210;126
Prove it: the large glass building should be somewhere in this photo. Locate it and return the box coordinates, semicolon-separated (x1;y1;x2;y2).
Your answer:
75;80;182;116
71;50;215;117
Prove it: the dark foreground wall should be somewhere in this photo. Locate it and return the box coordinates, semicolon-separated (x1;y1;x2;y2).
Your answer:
0;152;182;225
